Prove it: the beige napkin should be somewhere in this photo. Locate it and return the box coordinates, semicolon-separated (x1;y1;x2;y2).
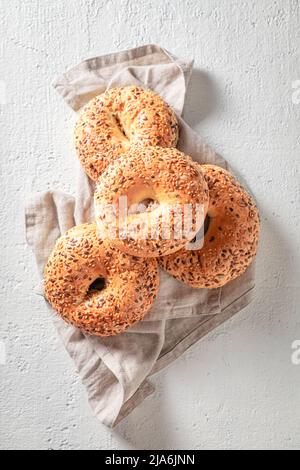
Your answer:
25;45;256;427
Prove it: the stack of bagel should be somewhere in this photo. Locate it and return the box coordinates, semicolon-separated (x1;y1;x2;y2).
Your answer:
44;86;260;337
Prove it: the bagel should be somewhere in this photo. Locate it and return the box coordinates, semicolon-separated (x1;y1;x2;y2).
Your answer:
159;165;260;288
94;146;209;258
44;223;159;336
75;85;179;181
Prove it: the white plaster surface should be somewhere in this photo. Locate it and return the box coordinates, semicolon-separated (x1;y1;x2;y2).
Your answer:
0;0;300;450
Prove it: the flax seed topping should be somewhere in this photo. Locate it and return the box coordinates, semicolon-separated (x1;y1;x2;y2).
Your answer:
75;86;179;181
159;165;260;288
44;223;159;336
94;146;209;257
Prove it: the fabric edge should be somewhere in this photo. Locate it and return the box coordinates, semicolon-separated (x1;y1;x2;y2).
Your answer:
52;44;193;115
113;380;155;427
151;286;255;375
52;44;173;94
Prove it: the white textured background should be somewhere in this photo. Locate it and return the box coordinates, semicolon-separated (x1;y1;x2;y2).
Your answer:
1;0;300;450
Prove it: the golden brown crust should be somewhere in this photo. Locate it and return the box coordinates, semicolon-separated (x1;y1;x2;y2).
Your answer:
94;146;209;257
159;165;260;288
74;86;179;181
44;223;159;336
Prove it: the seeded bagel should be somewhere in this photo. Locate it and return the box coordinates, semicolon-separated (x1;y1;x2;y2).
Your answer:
94;146;209;258
75;85;179;181
159;165;260;288
44;223;159;336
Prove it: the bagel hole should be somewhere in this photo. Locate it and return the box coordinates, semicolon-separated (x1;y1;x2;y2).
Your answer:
112;113;127;138
190;215;211;244
129;198;159;214
88;277;106;293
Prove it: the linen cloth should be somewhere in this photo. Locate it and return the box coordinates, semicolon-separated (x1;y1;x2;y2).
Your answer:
25;45;256;427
